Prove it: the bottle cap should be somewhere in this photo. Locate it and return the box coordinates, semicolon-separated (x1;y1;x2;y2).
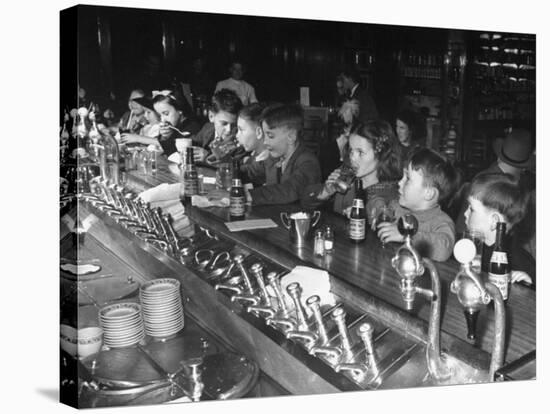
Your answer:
232;178;242;187
352;198;364;208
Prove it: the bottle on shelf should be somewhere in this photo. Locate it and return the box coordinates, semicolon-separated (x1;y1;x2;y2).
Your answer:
229;178;246;220
488;222;511;302
348;180;366;244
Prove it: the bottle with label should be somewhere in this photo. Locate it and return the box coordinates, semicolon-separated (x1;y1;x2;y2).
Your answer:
488;222;510;301
324;225;334;253
229;178;246;220
182;147;199;202
348;180;366;244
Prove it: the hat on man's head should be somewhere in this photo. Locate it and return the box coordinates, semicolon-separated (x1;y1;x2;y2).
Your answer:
493;128;535;169
132;96;155;111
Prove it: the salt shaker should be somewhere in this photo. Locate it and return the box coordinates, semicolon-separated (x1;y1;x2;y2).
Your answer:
314;229;325;257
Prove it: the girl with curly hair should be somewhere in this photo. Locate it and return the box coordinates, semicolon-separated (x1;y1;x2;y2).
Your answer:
302;119;402;217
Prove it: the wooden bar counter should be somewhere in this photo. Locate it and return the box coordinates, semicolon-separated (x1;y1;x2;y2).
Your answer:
125;156;536;365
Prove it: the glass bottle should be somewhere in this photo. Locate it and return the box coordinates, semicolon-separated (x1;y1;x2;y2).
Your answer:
314;229;325;256
348;180;366;244
229;178;246;220
324;225;334;253
181;147;199;203
488;222;510;301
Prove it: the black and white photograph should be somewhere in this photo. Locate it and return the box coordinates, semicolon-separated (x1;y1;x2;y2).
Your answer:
2;1;547;414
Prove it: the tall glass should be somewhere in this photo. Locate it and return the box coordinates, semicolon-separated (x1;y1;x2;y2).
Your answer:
216;163;233;191
462;230;484;273
375;205;395;248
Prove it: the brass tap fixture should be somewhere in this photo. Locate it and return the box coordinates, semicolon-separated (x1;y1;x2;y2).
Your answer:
391;214;451;381
451;239;506;381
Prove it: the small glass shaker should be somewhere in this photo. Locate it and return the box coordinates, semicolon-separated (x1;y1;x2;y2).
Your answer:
314;229;325;257
324;225;334;253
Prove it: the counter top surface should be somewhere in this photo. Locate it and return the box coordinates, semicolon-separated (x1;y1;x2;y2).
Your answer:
125;156;536;363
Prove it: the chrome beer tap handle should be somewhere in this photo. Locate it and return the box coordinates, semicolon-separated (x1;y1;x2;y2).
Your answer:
309;345;343;366
266;317;296;333
266;272;290;318
214;283;243;295
331;307;353;358
247;305;276;318
285;330;318;350
250;263;271;306
231;294;261;306
286;282;308;331
234;254;255;295
306;295;329;345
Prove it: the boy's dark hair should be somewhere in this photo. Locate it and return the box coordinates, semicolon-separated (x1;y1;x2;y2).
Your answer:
469;172;527;228
408;147;458;202
211;88;243;115
238;102;266;125
261;103;304;135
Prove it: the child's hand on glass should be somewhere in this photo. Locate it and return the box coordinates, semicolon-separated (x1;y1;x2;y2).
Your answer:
376;221;404;244
318;168;341;200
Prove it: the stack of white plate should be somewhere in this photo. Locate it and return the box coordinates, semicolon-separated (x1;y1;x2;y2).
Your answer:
140;278;184;338
99;302;145;348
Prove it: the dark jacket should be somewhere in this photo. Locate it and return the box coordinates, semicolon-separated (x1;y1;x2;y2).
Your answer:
193;122;215;148
248;144;322;206
350;85;378;123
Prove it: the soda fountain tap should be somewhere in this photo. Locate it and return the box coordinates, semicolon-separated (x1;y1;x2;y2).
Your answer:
391;214;451;381
331;307;353;359
249;263;271;306
229;255;261;307
234;255;255;295
286;283;308;331
306;295;329;345
451;239;506;381
309;306;348;365
335;323;380;385
266;272;290;318
285;284;318;349
248;264;278;318
265;272;297;332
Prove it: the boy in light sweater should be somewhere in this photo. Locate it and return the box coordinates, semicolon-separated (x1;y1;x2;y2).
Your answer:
376;148;458;262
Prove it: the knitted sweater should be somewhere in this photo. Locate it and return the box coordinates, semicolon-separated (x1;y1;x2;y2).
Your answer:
391;201;455;262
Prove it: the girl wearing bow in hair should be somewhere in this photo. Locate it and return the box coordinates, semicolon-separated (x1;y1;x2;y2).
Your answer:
302;119;402;218
152;90;201;158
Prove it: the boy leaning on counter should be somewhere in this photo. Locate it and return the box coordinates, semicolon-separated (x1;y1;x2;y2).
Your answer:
376;147;458;262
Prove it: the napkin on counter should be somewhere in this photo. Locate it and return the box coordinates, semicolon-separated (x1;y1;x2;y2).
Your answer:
139;183;182;203
276;266;336;316
191;195;229;208
225;219;278;232
167;151;182;164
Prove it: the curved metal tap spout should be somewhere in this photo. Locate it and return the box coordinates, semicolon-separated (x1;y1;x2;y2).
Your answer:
286;330;318;350
231;294;260;306
214;283;243;295
451;239;505;381
247;305;276;318
391;214;451;381
266;317;296;333
309;345;343;366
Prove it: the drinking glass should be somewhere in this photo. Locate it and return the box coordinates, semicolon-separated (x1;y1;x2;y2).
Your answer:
216;163;233;191
462;230;484;273
376;206;395;248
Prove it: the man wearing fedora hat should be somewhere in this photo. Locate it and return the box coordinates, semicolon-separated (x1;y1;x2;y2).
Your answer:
487;128;535;178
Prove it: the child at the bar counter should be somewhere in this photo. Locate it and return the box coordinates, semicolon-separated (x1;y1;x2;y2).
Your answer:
236;103;269;187
376;148;457;262
463;173;533;285
193;88;243;163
